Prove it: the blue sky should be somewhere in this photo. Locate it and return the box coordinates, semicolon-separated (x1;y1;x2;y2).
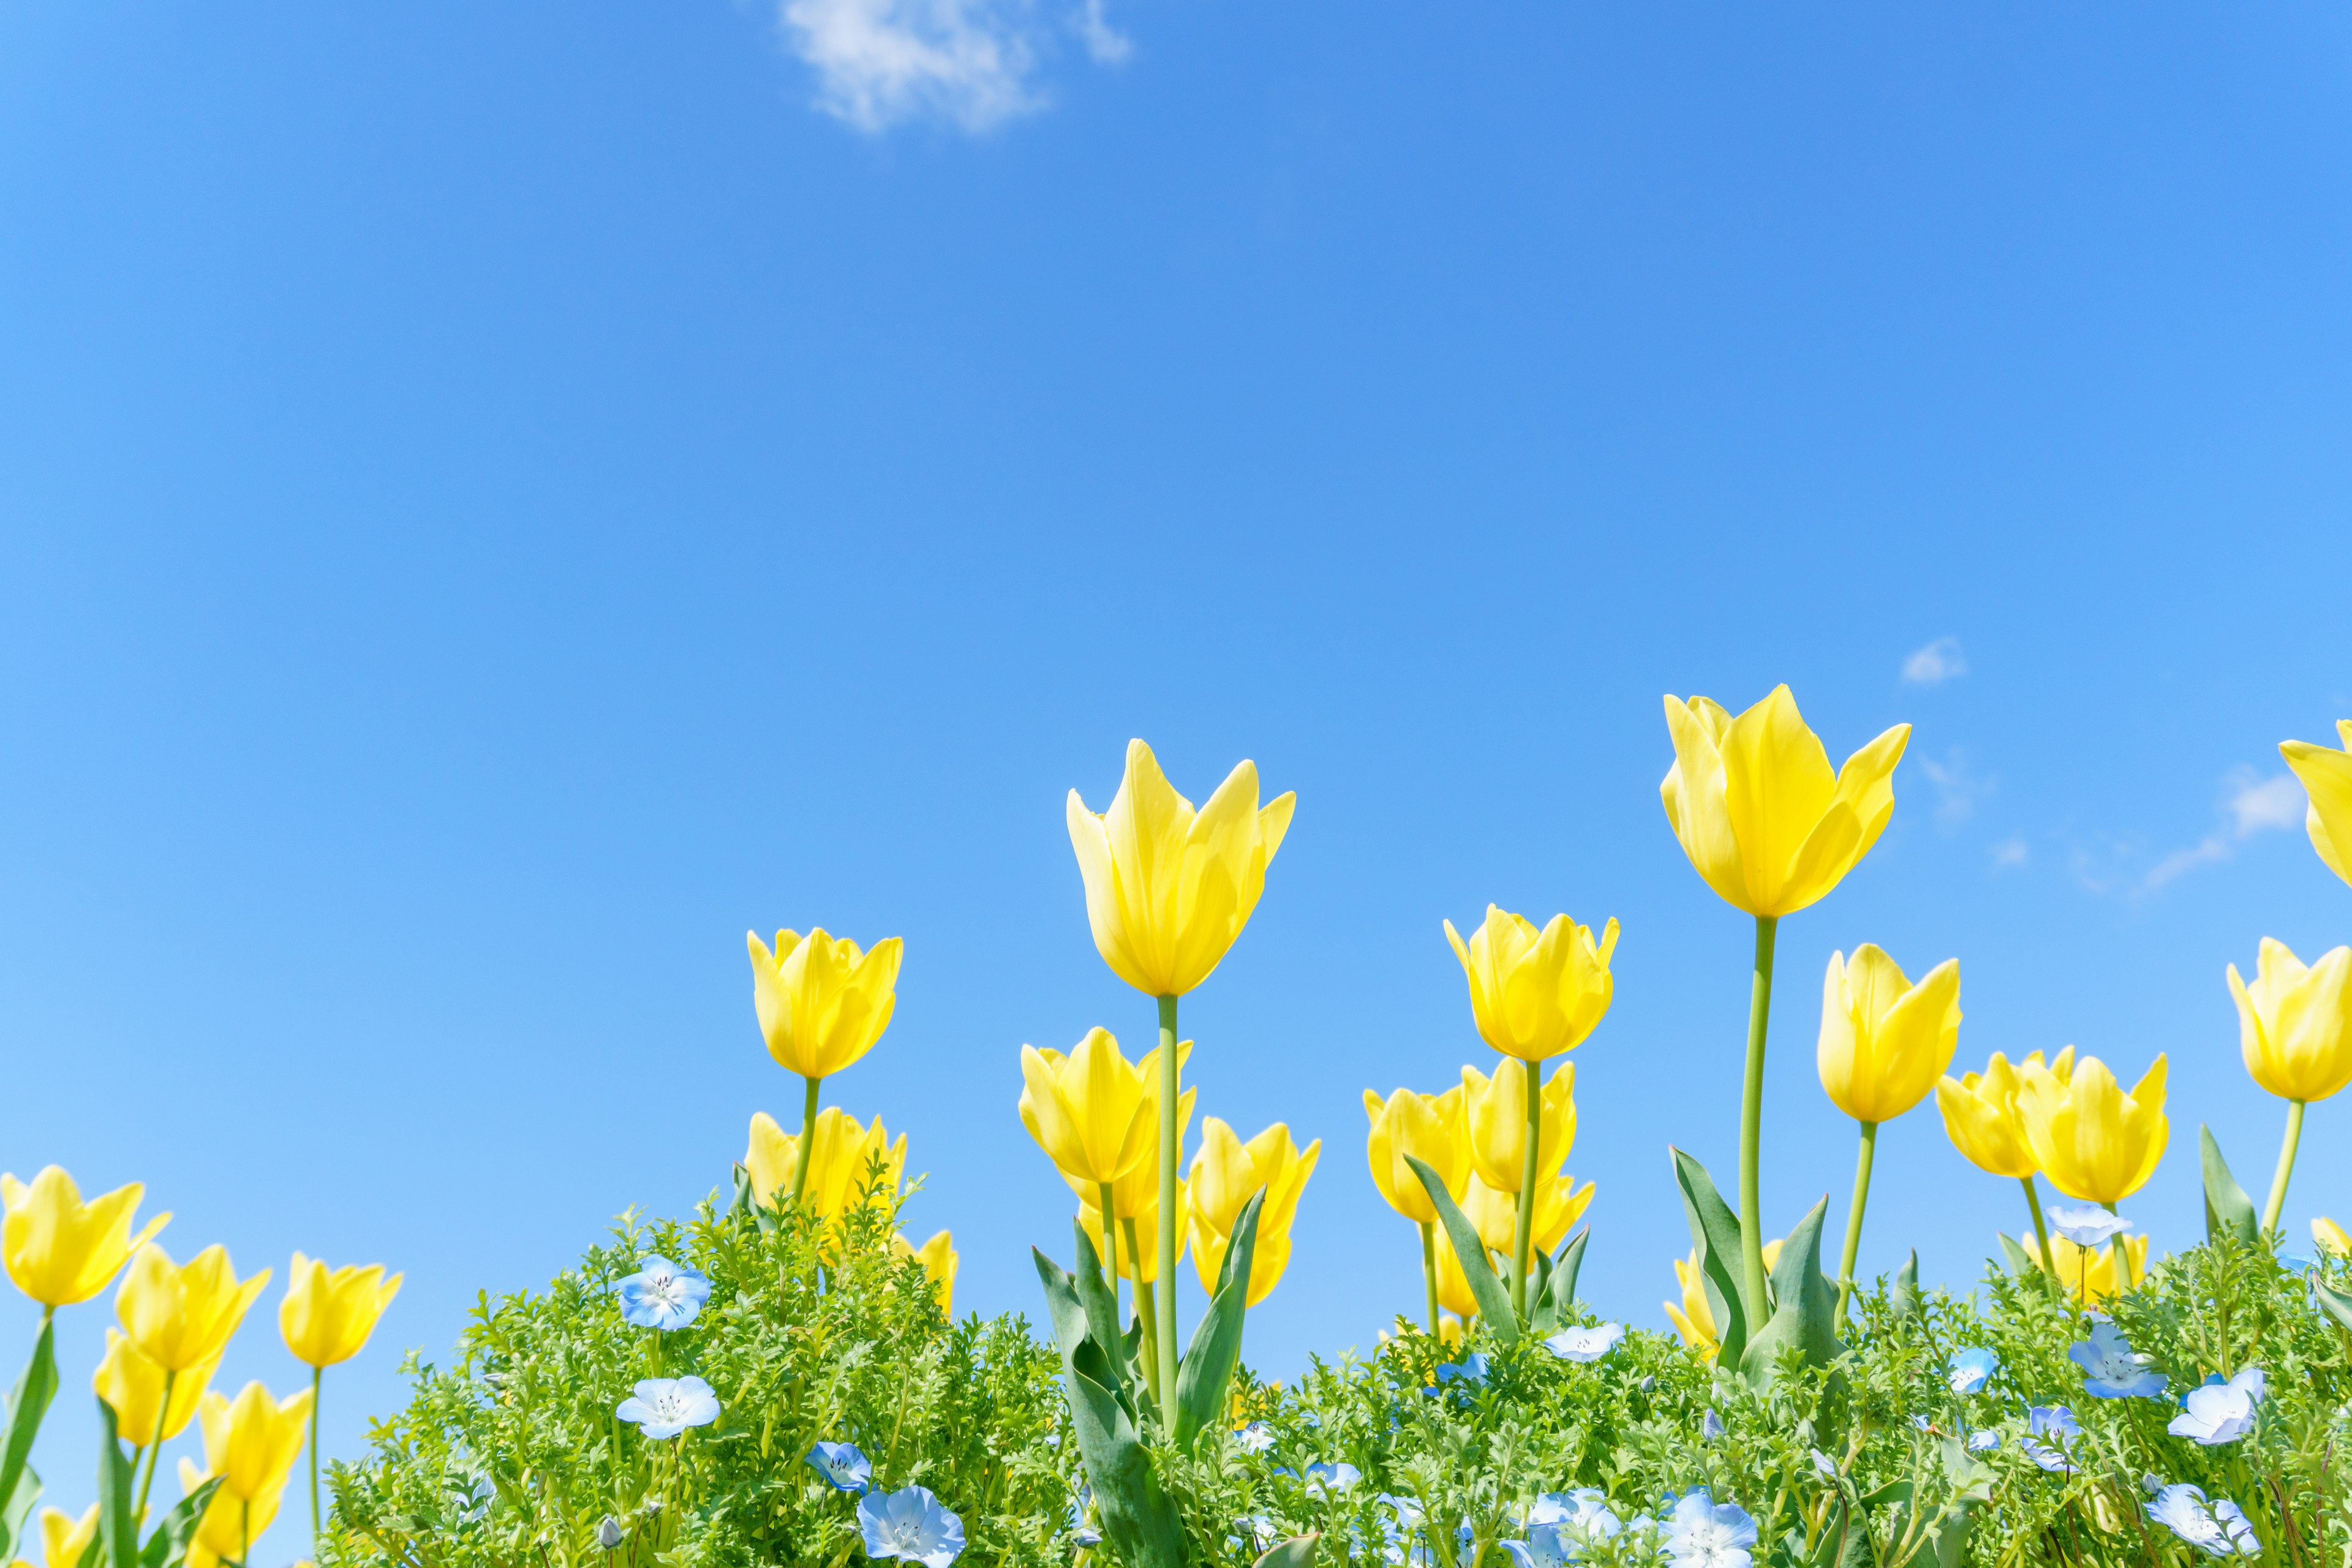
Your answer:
2;0;2350;1544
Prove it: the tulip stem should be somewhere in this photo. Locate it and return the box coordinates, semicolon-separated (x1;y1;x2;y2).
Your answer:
2021;1175;2057;1298
792;1074;823;1204
1512;1057;1544;1319
1099;1182;1121;1329
1833;1120;1877;1332
309;1365;323;1555
1420;1222;1439;1336
1124;1216;1157;1401
1154;994;1181;1432
1738;915;1779;1327
132;1368;175;1523
2263;1099;2307;1236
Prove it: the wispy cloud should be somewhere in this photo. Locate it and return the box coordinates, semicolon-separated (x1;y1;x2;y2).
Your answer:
780;0;1128;132
2139;768;2304;892
1901;636;1967;686
1991;836;2029;872
1917;747;1995;833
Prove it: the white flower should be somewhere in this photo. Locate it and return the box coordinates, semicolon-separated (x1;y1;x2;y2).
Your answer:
2046;1205;2133;1248
2070;1322;2168;1400
1665;1490;1756;1568
859;1484;966;1568
2169;1368;2266;1446
2147;1483;2261;1557
1542;1324;1625;1363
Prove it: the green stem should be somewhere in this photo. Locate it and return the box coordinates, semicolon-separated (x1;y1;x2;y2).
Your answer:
2021;1174;2057;1298
132;1368;175;1523
309;1365;323;1554
1512;1057;1545;1319
1155;993;1180;1430
1832;1120;1877;1331
241;1498;250;1568
1099;1182;1121;1328
2263;1099;2307;1236
1738;914;1779;1327
1420;1222;1439;1337
792;1074;824;1202
2101;1199;2134;1297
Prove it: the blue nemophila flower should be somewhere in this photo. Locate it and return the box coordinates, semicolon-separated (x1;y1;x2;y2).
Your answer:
2169;1368;2266;1445
616;1256;711;1332
2046;1205;2132;1248
614;1376;720;1439
1434;1353;1488;1387
808;1441;872;1492
1809;1450;1838;1479
1234;1422;1275;1453
859;1485;965;1568
1496;1542;1535;1568
1068;1485;1102;1547
2147;1483;2261;1558
2281;1251;2318;1275
1528;1491;1621;1565
2070;1322;2168;1400
2022;1406;2081;1472
1946;1348;1998;1394
597;1517;624;1551
1543;1324;1624;1362
1306;1461;1361;1494
1966;1428;2001;1453
1702;1410;1725;1442
1377;1494;1424;1528
1665;1489;1755;1568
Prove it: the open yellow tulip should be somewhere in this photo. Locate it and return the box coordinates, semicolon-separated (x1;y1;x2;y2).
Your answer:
198;1381;313;1504
2016;1054;2168;1206
116;1245;270;1375
1187;1119;1318;1308
13;1505;97;1568
2280;722;2352;888
279;1254;402;1371
1019;1030;1169;1188
893;1231;957;1316
93;1327;216;1447
1442;906;1618;1063
2227;937;2352;1231
748;926;904;1205
745;1108;903;1222
1934;1049;2073;1278
178;1457;284;1568
1;1167;168;1310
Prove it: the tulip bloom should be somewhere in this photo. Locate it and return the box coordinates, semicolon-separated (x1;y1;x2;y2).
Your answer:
2316;1217;2351;1258
1460;1062;1578;1195
1431;1226;1479;1321
2017;1054;2169;1207
745;1108;904;1223
0;1167;168;1310
2280;722;2352;888
92;1326;216;1447
1659;685;1910;1325
1364;1085;1469;1333
749;927;905;1205
1935;1049;2072;1284
1186;1119;1318;1308
19;1504;97;1568
2229;938;2352;1232
1662;1241;1781;1362
1442;907;1619;1064
198;1381;313;1504
1816;946;1960;1325
177;1457;284;1568
1461;1170;1591;1258
893;1231;958;1317
279;1252;402;1549
117;1245;270;1376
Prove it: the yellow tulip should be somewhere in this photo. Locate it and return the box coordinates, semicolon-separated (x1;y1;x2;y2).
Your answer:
279;1254;402;1370
2016;1054;2168;1205
1459;1061;1577;1195
1659;686;1910;919
1817;946;1961;1123
1934;1049;2073;1179
93;1327;216;1444
2021;1235;2149;1304
116;1245;270;1373
745;1108;903;1219
1079;1177;1188;1285
2312;1216;2350;1258
2228;939;2352;1104
1018;1030;1174;1188
1363;1086;1469;1225
1441;907;1619;1063
198;1381;313;1504
2280;722;2352;888
1065;1052;1196;1224
0;1167;168;1308
1065;739;1295;998
1187;1119;1318;1307
11;1505;97;1568
894;1231;957;1316
177;1458;282;1568
1461;1171;1592;1256
747;927;905;1080
1661;1241;1782;1359
1431;1225;1479;1319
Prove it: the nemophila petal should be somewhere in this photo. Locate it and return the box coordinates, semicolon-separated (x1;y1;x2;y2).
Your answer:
1702;1410;1725;1442
614;1376;719;1440
2046;1205;2132;1249
2022;1406;2081;1472
2069;1322;2169;1400
616;1256;712;1332
2147;1483;2262;1558
1966;1429;2002;1453
1947;1348;1998;1394
1665;1488;1757;1568
858;1484;965;1568
1434;1353;1488;1387
1234;1422;1274;1453
2280;1252;2318;1275
1306;1461;1360;1494
1543;1323;1624;1362
2169;1368;2266;1444
808;1441;872;1492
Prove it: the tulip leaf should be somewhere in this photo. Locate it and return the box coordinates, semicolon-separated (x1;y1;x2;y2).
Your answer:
1031;1249;1183;1568
1669;1147;1751;1368
1174;1189;1263;1452
1405;1157;1518;1341
1;1464;37;1568
1890;1251;1920;1321
2200;1126;2260;1245
1066;1221;1134;1412
0;1317;55;1561
1737;1196;1840;1390
1253;1533;1321;1568
1995;1233;2037;1280
96;1400;137;1568
139;1476;218;1568
2310;1274;2352;1340
1529;1229;1588;1336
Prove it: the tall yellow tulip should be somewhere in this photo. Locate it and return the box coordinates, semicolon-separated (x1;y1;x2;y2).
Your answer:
748;926;904;1204
1815;946;1961;1324
1020;1031;1178;1297
117;1244;269;1383
1364;1085;1469;1333
176;1458;284;1568
745;1108;903;1222
2228;938;2352;1232
1067;738;1295;1420
2016;1054;2168;1207
2280;722;2352;888
0;1167;168;1311
1187;1119;1318;1308
279;1253;402;1550
1934;1049;2073;1280
12;1505;96;1568
92;1327;215;1447
1659;685;1910;1325
894;1231;958;1317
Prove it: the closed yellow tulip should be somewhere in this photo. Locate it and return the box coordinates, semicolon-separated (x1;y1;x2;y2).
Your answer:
1934;1049;2073;1179
1187;1118;1318;1307
198;1381;313;1504
1079;1177;1188;1285
2313;1216;2350;1258
748;928;904;1080
893;1231;957;1316
279;1254;402;1370
2228;939;2352;1104
1461;1170;1592;1256
1431;1225;1479;1319
2016;1054;2168;1205
1817;946;1961;1123
116;1245;270;1374
1363;1086;1469;1225
10;1505;97;1568
1441;907;1619;1063
2022;1235;2148;1304
1659;687;1910;919
1661;1241;1781;1359
745;1108;903;1219
1019;1030;1173;1188
2280;722;2352;888
93;1326;216;1444
0;1167;168;1309
1460;1061;1577;1195
177;1458;283;1568
1064;1054;1195;1223
1066;740;1295;998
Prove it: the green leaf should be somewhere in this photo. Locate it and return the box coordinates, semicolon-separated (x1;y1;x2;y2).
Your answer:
1174;1189;1264;1451
2311;1273;2352;1337
1738;1196;1840;1389
1669;1147;1752;1366
1253;1534;1321;1568
1405;1157;1517;1341
1031;1250;1182;1568
1529;1229;1588;1335
139;1477;219;1568
0;1464;38;1567
1995;1232;2037;1279
2201;1126;2260;1245
0;1318;56;1561
1889;1251;1920;1321
96;1400;137;1568
1066;1221;1133;1411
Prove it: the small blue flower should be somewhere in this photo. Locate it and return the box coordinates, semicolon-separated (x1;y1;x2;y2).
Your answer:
860;1484;966;1568
2169;1368;2266;1446
616;1256;712;1332
2046;1205;2132;1248
2069;1322;2168;1400
1946;1348;1999;1395
1068;1491;1103;1551
2147;1483;2260;1557
1234;1422;1275;1453
1434;1352;1488;1387
1665;1488;1755;1568
1526;1491;1621;1565
1702;1410;1725;1442
1542;1324;1624;1363
2022;1406;2081;1473
614;1376;720;1439
1306;1461;1361;1495
1966;1428;2001;1453
1495;1543;1535;1568
2280;1252;2318;1275
808;1441;872;1492
1377;1494;1425;1529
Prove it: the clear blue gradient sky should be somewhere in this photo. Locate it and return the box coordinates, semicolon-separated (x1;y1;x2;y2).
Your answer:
2;0;2350;1546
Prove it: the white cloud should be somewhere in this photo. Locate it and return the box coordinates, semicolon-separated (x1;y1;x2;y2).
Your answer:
2139;767;2304;892
1901;636;1967;686
780;0;1128;132
1917;748;1994;833
1991;836;2029;871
